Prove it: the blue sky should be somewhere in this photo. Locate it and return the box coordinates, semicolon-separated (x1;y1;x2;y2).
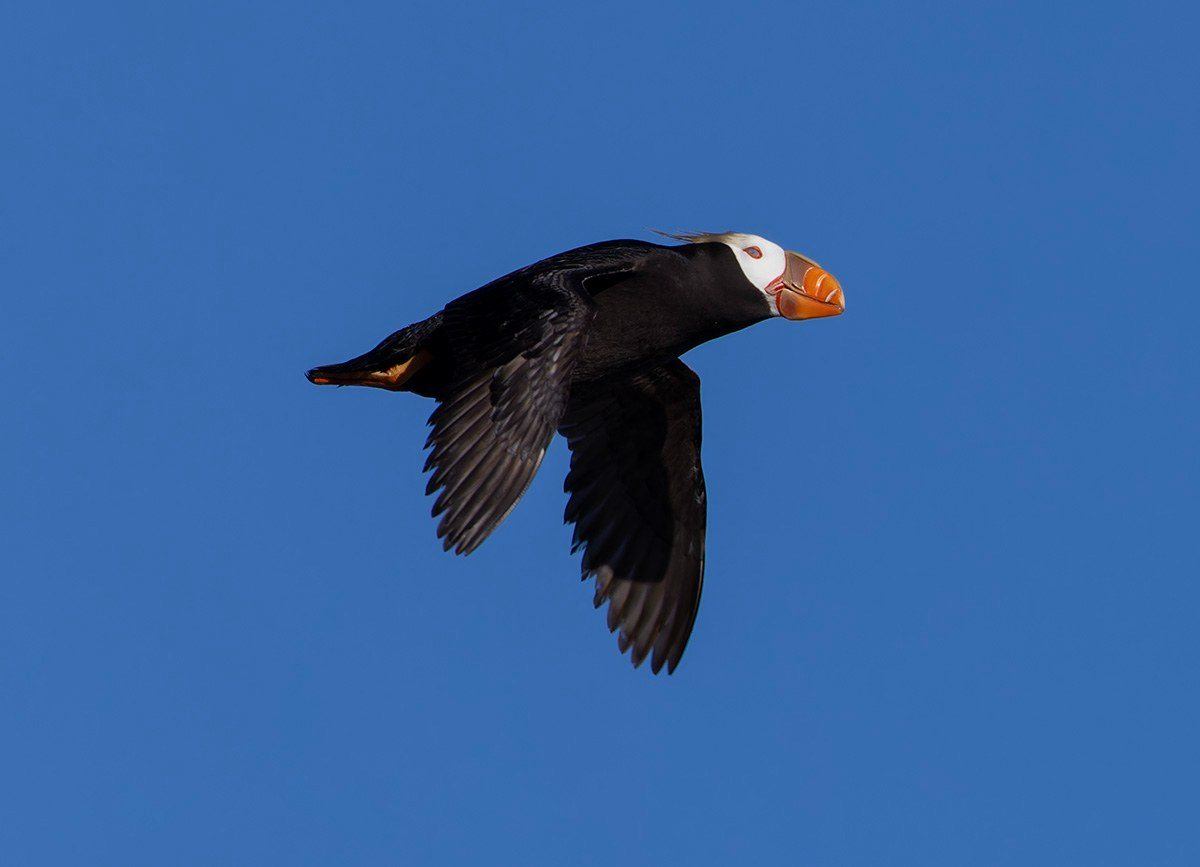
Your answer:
3;2;1198;864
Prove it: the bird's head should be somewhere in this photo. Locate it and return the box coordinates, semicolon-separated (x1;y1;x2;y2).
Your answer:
662;231;845;321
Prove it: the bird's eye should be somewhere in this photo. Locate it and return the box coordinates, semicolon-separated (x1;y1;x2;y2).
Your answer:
744;246;763;259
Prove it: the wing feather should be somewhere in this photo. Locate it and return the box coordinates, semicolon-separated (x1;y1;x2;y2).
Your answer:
423;270;597;555
559;359;707;673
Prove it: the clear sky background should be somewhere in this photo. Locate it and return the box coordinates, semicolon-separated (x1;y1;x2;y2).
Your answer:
3;2;1198;864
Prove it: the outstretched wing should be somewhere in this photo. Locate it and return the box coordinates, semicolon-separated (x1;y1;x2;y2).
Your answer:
559;359;707;674
424;242;664;555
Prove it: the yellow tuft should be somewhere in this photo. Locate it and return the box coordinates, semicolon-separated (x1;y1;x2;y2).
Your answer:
652;229;743;245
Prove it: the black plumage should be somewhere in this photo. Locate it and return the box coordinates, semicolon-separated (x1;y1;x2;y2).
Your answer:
560;359;706;672
307;235;843;673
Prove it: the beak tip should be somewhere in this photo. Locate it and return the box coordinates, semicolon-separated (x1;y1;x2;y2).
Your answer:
777;269;845;321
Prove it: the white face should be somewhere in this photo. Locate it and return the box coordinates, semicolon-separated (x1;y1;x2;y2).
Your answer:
714;233;787;294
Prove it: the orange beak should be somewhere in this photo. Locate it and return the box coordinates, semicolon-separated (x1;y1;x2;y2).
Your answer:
774;252;845;321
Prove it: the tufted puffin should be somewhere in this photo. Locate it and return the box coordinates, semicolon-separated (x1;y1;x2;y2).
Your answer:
307;232;844;673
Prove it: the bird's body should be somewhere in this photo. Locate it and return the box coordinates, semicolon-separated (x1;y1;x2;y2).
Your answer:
308;233;844;673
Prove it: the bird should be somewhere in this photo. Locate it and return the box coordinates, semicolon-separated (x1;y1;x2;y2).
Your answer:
306;232;845;673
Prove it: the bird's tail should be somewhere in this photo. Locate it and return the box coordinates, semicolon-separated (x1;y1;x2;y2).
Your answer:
306;317;439;392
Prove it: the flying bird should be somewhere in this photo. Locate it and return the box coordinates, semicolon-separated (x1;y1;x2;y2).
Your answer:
307;232;845;673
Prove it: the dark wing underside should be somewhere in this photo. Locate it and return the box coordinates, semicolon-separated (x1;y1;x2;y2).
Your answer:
424;275;592;554
423;242;664;554
559;359;707;674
